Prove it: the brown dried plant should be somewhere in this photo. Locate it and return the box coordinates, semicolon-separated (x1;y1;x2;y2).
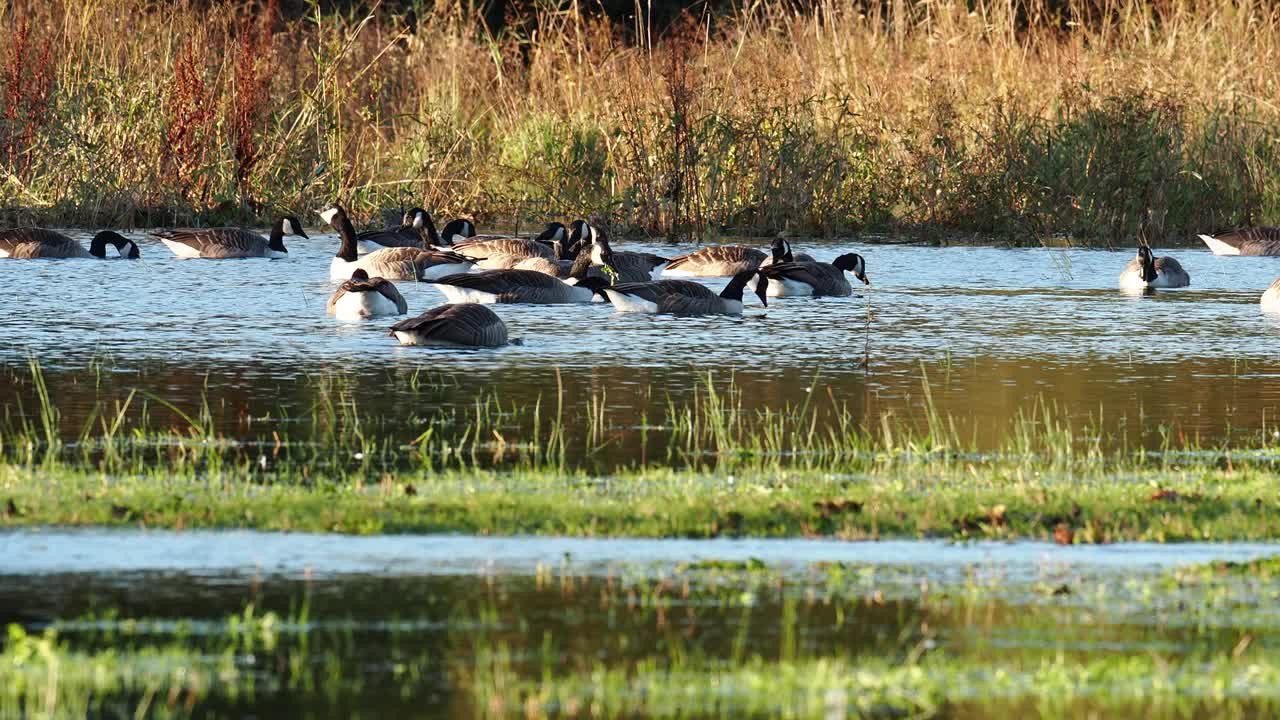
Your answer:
165;42;216;208
1;18;55;182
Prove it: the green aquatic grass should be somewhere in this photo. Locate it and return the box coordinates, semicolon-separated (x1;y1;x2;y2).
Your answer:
5;362;1280;540
4;458;1280;541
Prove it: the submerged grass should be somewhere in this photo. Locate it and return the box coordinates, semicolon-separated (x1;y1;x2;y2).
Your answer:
2;361;1280;540
2;0;1280;243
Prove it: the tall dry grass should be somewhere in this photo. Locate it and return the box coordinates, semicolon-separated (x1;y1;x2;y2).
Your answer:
1;0;1279;245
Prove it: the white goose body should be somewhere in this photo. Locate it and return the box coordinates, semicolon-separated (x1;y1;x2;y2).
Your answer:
1118;247;1190;290
1262;279;1280;313
601;272;766;316
429;246;607;305
152;218;305;259
322;205;473;281
325;269;409;321
332;289;401;320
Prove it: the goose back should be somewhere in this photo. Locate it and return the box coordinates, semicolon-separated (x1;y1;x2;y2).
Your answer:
326;270;408;318
390;304;509;347
1199;227;1280;256
663;245;766;277
0;229;90;258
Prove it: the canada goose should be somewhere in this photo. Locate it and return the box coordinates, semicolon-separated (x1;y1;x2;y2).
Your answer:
450;235;558;262
429;246;610;304
573;221;668;282
389;303;510;347
326;269;408;321
0;229;140;259
322;204;473;282
438;219;476;246
1118;246;1190;290
663;245;767;277
1262;279;1280;313
757;253;869;297
153;217;306;258
1198;227;1280;256
602;271;768;316
759;238;816;267
358;208;434;250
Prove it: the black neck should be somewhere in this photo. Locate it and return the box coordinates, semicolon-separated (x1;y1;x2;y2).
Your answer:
89;234;109;258
334;211;359;261
422;213;440;245
1141;253;1157;281
720;273;750;301
269;221;287;252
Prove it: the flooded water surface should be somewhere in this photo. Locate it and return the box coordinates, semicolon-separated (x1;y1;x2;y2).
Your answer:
4;530;1280;718
3;231;1278;463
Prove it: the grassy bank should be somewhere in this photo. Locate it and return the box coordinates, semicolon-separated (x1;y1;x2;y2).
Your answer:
4;361;1280;540
2;0;1279;244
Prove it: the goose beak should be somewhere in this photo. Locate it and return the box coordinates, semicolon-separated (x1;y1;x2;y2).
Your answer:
859;273;869;285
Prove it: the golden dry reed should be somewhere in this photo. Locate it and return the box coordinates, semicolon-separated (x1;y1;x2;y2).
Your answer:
1;0;1278;245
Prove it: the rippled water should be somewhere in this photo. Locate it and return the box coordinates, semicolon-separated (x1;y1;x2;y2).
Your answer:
3;229;1280;454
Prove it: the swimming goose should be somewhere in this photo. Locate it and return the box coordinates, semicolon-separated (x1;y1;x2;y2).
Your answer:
574;221;668;282
663;244;767;277
1198;227;1280;256
0;229;140;259
757;253;869;297
153;217;306;258
429;246;610;304
759;238;816;267
389;303;510;347
358;208;434;250
602;271;768;316
1118;246;1190;290
450;235;558;262
322;204;473;281
326;269;408;320
1262;279;1280;313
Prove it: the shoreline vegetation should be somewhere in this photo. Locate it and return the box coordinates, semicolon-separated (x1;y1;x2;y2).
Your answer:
2;0;1279;245
4;361;1280;541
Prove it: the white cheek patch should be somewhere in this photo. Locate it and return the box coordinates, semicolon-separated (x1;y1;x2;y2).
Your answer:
555;227;565;241
319;209;338;225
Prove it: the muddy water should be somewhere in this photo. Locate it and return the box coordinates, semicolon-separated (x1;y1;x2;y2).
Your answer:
2;231;1279;465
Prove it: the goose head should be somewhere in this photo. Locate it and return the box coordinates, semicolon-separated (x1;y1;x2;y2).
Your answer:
833;253;869;285
89;231;140;259
769;238;794;263
319;204;348;229
404;208;431;230
535;222;570;258
567;219;593;254
279;216;309;239
440;218;475;245
1135;246;1157;282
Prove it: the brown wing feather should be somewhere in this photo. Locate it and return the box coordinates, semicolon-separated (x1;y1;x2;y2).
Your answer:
665;246;765;275
390;304;509;347
152;228;267;257
760;261;852;296
0;229;89;258
452;237;555;260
